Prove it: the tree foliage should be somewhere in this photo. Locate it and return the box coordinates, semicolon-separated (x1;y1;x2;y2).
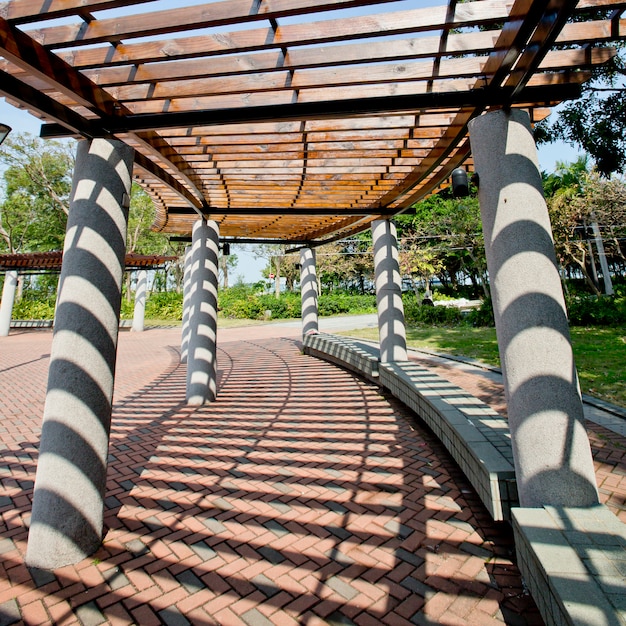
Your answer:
0;134;188;297
316;234;374;293
0;133;74;253
253;237;375;296
536;52;626;177
396;189;488;299
545;158;626;294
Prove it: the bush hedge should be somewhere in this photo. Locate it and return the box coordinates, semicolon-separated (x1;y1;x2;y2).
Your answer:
565;293;626;326
10;282;626;327
402;295;464;326
219;288;376;320
12;297;56;320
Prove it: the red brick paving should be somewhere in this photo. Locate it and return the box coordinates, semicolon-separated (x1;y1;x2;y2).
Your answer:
3;322;620;625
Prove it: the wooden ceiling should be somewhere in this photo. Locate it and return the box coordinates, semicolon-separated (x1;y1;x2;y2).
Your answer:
0;0;624;245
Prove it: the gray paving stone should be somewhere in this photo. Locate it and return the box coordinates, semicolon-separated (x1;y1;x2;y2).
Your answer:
326;576;359;601
159;607;191;626
0;599;20;626
75;602;106;626
242;608;274;626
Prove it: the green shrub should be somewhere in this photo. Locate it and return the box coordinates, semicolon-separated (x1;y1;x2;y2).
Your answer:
145;291;183;320
257;293;301;319
120;298;135;319
12;298;56;320
464;298;495;327
565;294;626;326
402;294;463;325
218;287;376;320
222;295;265;319
318;293;376;316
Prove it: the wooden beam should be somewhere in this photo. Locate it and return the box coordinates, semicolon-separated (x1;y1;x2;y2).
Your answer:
0;16;122;119
0;69;98;137
0;1;153;24
133;153;204;212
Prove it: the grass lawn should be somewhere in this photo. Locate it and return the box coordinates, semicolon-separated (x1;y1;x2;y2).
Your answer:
339;325;626;408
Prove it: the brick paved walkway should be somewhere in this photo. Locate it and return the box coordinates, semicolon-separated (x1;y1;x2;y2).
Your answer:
3;323;621;625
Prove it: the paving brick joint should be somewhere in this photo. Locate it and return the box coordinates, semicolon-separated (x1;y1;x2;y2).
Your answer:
1;325;624;625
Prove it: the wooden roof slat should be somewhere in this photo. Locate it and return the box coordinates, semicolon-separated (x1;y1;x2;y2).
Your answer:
105;46;607;109
27;0;411;49
108;57;490;103
79;30;501;88
79;19;625;93
49;0;514;68
0;1;153;24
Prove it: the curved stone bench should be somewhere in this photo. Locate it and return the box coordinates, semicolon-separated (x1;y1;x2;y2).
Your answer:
10;319;53;328
303;332;380;384
378;360;517;522
513;505;626;626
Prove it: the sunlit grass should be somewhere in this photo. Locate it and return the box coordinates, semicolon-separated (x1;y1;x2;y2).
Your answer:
339;325;625;408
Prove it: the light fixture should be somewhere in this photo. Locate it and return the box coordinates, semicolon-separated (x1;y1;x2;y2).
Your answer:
0;123;12;146
451;167;469;198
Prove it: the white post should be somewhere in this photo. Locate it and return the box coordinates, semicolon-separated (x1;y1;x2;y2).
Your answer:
372;219;408;362
0;270;18;336
180;246;192;363
131;269;147;332
591;216;614;295
468;109;598;508
26;138;135;569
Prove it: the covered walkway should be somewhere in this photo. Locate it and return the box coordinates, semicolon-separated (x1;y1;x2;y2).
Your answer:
0;325;546;626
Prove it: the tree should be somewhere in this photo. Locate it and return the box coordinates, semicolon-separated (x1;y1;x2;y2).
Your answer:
398;244;443;300
0;133;74;253
0;137;187;298
219;251;239;289
536;52;626;177
397;190;488;298
315;236;374;293
544;158;626;294
252;244;299;297
126;183;171;255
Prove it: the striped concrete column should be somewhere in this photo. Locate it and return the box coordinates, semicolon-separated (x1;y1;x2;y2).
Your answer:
26;138;135;569
131;269;147;332
180;246;192;363
469;109;598;508
186;220;219;405
372;219;408;363
0;270;18;336
300;247;319;336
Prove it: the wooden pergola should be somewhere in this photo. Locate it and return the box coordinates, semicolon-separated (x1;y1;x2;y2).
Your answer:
4;4;625;592
0;251;177;273
0;0;623;246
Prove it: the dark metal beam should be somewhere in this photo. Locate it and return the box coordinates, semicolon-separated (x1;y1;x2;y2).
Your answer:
166;206;396;217
40;83;582;138
170;236;314;245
